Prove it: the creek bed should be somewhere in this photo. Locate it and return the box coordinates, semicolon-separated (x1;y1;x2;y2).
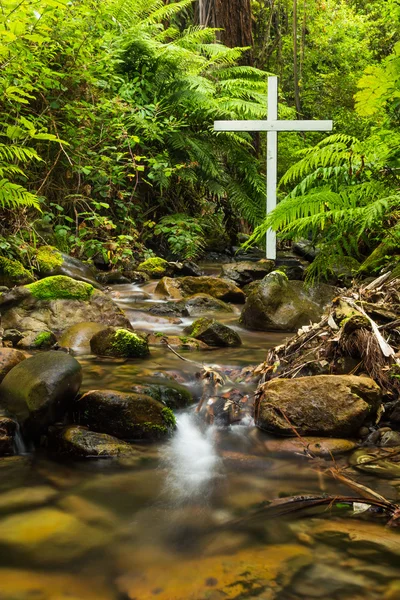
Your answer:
0;276;399;599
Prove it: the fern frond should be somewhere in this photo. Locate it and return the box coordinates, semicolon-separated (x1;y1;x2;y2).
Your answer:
0;179;40;210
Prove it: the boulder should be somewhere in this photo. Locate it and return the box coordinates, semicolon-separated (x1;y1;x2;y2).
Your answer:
256;375;382;437
121;270;149;283
130;381;193;409
2;329;23;347
34;246;101;288
0;507;106;565
137;257;172;278
275;255;306;280
156;276;245;303
184;317;242;347
240;271;335;331
59;322;107;354
170;261;203;277
73;389;176;441
220;260;275;287
179;294;234;315
0;348;27;383
96;271;130;285
0;257;33;288
0;276;131;336
148;302;189;318
0;351;82;436
48;425;142;458
90;327;149;358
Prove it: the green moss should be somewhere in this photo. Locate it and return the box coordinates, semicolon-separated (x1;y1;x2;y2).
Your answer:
137;257;169;276
35;246;63;273
161;406;176;428
189;317;211;338
0;256;34;285
26;275;94;301
154;331;164;338
110;328;149;358
34;331;53;348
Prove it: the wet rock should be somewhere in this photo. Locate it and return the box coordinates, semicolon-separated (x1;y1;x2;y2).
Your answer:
349;448;400;478
0;275;131;335
116;544;312;600
130;381;193;409
276;255;306;280
0;485;58;514
73;389;176;441
59;322;107;353
122;270;150;283
0;569;116;600
292;564;372;598
380;430;400;447
171;261;203;277
34;246;101;288
17;330;56;350
293;239;319;261
184;317;242;347
137;257;173;278
261;436;357;457
48;424;142;458
240;271;335;331
156;276;246;303
0;351;82;436
220;259;275;287
0;348;26;382
96;271;130;285
90;327;149;358
0;257;33;288
256;375;381;437
180;293;234;315
148;302;189;318
0;507;107;565
2;329;23;347
312;520;400;564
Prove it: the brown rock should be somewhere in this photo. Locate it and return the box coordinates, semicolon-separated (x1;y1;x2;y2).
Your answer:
0;348;26;383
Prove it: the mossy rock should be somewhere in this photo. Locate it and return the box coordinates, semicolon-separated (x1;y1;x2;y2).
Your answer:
0;257;33;288
184;317;242;347
73;389;176;441
26;275;94;301
49;425;143;458
156;276;245;303
137;257;172;278
18;330;57;350
131;381;193;410
34;246;100;288
90;327;149;358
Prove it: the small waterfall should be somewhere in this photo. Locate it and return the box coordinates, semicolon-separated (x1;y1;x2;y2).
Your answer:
13;424;30;455
162;411;223;505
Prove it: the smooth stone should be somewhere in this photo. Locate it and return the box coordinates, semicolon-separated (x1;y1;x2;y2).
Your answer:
59;321;107;353
147;333;210;351
156;276;246;303
0;507;107;565
256;375;381;437
349;448;400;478
131;381;193;409
96;271;130;285
184;317;242;347
220;259;275;287
90;326;149;358
292;564;372;598
240;270;335;331
380;430;400;447
73;389;176;441
0;351;82;436
0;348;27;382
262;437;357;457
49;425;144;459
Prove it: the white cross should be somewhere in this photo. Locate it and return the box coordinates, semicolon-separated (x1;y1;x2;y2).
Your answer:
214;76;333;260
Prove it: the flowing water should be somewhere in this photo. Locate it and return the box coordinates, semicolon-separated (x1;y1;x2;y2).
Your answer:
0;272;399;599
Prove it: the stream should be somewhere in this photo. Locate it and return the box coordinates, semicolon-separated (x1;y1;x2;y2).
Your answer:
0;269;399;599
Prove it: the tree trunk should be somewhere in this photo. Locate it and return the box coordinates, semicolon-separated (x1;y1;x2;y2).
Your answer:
197;0;254;64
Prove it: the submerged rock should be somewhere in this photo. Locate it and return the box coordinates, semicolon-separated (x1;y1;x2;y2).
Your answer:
184;317;242;347
59;322;107;353
34;246;100;288
240;271;335;331
256;375;381;437
0;275;131;335
49;424;142;458
220;259;275;287
156;276;245;303
0;507;106;565
147;333;209;351
0;348;27;382
260;436;357;457
0;351;82;436
130;381;193;409
96;271;131;285
90;327;150;358
73;389;176;441
149;293;233;318
0;257;33;288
